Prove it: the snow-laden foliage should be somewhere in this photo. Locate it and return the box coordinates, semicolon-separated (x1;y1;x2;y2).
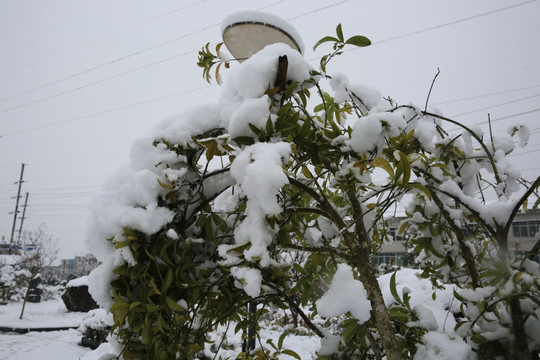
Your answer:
0;261;27;302
86;22;539;360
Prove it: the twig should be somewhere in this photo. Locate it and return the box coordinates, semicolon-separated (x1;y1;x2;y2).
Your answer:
212;320;231;360
424;68;440;112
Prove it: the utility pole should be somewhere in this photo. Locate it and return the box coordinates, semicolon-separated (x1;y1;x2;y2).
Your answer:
17;192;29;243
9;163;25;255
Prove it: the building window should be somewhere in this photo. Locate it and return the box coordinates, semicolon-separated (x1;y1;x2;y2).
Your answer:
375;252;404;266
512;220;540;238
388;227;403;241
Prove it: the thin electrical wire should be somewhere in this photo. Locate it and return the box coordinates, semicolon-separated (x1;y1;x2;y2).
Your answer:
0;85;211;137
434;84;540;105
446;107;540;133
449;93;540;118
31;175;105;183
30;185;101;192
0;0;211;81
509;149;540;157
287;0;350;20
478;108;540;125
31;191;96;197
0;0;351;116
372;0;539;46
27;214;89;218
0;48;198;115
30;204;90;208
0;0;293;107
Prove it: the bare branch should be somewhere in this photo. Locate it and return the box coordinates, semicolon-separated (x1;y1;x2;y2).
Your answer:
424;68;440;112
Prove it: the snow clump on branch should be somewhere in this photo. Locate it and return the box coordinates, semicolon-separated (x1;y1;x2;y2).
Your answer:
85;43;312;306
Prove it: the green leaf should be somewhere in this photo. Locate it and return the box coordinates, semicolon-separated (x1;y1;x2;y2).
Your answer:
285;81;299;99
313;36;340;51
249;123;261;135
398;221;409;237
281;349;301;360
329;116;341;137
114;240;130;249
233;136;255;146
336;24;344;42
266;338;278;351
142;323;152;344
278;331;287;350
299;117;311;137
157;313;169;332
453;289;466;303
409;183;432;200
370;157;394;179
215;61;223;85
162;268;173;293
266;117;274;135
471;333;488;344
534;197;540;210
389;271;401;303
342;319;359;342
398;151;411;186
320;54;329;73
157;178;173;189
345;35;371;47
301;165;313;179
313;103;325;113
293;263;307;275
165;297;186;313
388;306;410;322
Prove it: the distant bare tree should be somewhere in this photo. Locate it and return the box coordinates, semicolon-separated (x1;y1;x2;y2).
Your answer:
18;224;58;319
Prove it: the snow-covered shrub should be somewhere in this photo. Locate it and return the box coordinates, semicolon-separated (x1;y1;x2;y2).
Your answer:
79;308;114;349
0;260;32;302
85;17;539;360
39;283;65;301
0;263;19;301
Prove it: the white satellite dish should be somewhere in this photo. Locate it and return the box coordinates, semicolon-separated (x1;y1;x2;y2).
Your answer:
222;11;304;62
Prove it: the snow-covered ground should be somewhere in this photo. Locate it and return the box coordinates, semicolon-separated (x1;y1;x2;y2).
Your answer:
0;299;92;360
0;329;89;360
0;299;85;329
0;269;465;359
0;297;321;360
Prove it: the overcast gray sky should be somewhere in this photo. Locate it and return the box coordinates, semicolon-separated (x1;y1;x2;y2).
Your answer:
1;0;539;262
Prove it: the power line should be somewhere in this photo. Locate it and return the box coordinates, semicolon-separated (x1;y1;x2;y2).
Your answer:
0;85;211;137
434;84;540;105
0;0;290;106
509;148;540;157
521;167;540;171
482;108;540;125
372;0;539;46
287;0;351;20
449;93;540;118
0;0;348;113
30;184;101;192
30;175;105;183
0;48;198;115
0;0;211;82
445;107;540;133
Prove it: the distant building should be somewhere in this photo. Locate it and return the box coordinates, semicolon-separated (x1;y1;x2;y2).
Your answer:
0;243;10;255
376;210;540;267
42;254;99;282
